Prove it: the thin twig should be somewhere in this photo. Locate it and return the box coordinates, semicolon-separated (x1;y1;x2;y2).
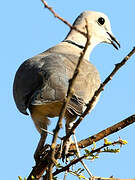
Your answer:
64;47;135;142
73;134;93;177
40;0;86;37
64;170;68;180
41;128;62;140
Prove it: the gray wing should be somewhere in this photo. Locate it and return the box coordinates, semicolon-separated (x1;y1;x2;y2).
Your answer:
30;53;100;115
13;57;43;115
13;53;69;115
30;54;69;104
13;52;100;116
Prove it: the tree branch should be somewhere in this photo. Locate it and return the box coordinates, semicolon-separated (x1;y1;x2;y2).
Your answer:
53;139;124;176
40;0;86;37
27;114;135;179
70;114;135;150
63;47;135;142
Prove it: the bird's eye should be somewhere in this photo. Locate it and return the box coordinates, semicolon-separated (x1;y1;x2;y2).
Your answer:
97;17;105;25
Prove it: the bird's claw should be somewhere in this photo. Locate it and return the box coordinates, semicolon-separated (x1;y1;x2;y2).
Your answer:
61;138;74;162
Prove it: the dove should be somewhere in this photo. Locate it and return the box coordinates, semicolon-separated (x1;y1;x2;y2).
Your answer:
13;11;120;162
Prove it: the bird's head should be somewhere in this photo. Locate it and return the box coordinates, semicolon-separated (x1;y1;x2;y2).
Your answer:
72;11;120;50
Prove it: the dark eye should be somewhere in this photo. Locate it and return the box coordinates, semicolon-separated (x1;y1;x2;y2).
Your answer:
97;17;105;25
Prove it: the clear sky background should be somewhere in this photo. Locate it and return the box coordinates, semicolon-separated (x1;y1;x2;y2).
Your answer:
1;0;135;179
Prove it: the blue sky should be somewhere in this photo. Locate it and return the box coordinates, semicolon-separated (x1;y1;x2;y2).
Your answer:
1;0;135;179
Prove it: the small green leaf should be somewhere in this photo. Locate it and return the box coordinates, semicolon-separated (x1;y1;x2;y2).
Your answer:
119;138;128;145
56;163;63;169
53;177;58;180
91;141;96;150
104;138;112;145
18;177;23;180
84;149;89;153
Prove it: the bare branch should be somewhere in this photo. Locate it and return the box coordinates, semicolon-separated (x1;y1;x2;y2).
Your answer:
64;47;135;142
40;0;86;37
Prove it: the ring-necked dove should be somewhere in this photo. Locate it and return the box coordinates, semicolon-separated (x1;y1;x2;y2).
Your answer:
13;11;120;162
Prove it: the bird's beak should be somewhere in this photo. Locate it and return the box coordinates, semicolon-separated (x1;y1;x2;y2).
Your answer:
107;32;120;50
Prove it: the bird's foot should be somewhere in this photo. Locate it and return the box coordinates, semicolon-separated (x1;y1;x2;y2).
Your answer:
61;138;75;162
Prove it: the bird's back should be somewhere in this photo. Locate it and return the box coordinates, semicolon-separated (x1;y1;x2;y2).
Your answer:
13;43;100;117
